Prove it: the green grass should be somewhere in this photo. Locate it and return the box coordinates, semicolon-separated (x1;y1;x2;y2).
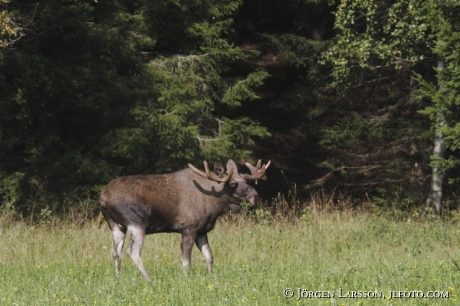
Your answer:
0;212;459;305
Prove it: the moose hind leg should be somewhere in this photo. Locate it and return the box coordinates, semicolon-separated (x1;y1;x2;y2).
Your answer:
195;233;213;273
127;226;152;281
111;225;126;278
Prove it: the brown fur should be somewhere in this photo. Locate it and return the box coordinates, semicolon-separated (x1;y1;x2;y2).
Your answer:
100;160;261;281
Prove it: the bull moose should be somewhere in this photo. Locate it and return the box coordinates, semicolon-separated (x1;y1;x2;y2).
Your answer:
100;159;270;281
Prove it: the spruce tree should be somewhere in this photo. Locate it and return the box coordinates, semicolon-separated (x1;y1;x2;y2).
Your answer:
0;0;269;217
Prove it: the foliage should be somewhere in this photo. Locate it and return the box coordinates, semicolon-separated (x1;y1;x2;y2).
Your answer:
0;0;268;217
414;1;460;185
317;0;436;207
0;0;20;51
132;54;270;168
3;0;460;216
322;0;428;90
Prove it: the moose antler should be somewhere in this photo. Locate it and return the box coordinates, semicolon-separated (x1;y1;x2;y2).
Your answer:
188;161;234;183
241;160;271;184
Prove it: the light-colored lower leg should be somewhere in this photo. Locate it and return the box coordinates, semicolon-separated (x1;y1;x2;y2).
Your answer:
127;226;152;281
195;233;213;273
111;226;126;277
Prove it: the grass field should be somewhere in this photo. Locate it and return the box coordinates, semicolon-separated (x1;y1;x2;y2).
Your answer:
0;211;459;305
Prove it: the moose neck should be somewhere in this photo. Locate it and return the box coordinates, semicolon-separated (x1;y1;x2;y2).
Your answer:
191;178;235;209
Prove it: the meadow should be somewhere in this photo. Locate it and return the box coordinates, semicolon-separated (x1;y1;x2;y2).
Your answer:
0;209;459;305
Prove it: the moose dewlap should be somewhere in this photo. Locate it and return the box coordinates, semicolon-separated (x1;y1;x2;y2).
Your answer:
100;159;270;281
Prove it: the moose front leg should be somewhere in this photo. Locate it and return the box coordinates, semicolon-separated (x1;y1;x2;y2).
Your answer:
180;229;197;273
195;233;213;273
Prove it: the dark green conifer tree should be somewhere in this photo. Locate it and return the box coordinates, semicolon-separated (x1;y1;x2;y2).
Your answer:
0;0;268;218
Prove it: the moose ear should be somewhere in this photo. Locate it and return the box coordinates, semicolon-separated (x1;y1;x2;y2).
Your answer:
226;159;239;173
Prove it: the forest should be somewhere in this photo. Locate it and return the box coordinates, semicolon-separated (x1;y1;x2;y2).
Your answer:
1;0;460;219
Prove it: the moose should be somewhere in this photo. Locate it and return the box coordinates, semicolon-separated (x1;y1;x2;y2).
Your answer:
100;159;270;281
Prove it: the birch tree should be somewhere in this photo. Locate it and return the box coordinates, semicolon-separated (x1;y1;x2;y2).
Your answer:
415;0;460;215
320;0;431;206
324;0;460;214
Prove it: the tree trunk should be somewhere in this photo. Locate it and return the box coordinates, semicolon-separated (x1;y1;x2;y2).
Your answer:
426;57;446;215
